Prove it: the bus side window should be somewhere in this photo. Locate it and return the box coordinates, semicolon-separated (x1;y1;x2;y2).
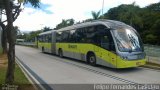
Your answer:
61;31;70;42
69;30;76;42
101;35;109;50
48;34;52;42
45;34;48;42
85;26;95;43
75;28;85;43
38;36;41;42
42;35;45;42
94;25;108;47
56;32;62;42
96;25;115;51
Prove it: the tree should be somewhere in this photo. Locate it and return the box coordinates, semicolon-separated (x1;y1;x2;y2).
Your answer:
1;0;40;84
105;3;143;29
55;19;75;29
15;26;22;38
91;11;101;20
0;1;7;53
42;26;52;32
26;30;42;42
145;34;157;44
102;2;160;45
0;22;7;53
146;2;160;12
141;2;160;44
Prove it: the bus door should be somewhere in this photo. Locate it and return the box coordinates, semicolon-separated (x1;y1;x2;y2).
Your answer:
108;50;117;67
108;40;117;67
51;32;56;54
100;35;111;64
100;34;117;67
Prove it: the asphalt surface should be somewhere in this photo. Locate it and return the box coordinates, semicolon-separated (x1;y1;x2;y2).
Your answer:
15;45;160;90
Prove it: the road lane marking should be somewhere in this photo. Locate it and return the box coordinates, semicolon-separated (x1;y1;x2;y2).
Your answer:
43;54;138;84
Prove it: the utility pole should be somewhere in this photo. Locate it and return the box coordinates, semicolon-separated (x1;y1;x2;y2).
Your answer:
101;0;104;18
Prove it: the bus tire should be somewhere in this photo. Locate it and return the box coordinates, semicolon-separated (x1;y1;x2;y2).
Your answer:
88;54;96;66
58;49;63;58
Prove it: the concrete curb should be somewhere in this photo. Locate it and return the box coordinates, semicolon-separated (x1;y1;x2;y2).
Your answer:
15;57;48;90
142;65;160;70
15;59;37;90
141;62;160;70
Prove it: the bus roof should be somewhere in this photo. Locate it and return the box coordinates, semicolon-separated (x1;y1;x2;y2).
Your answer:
39;19;133;35
39;30;55;35
57;19;133;31
104;20;132;29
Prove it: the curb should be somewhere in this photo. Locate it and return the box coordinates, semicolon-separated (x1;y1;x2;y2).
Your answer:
15;57;50;90
142;65;160;70
15;59;38;90
141;62;160;70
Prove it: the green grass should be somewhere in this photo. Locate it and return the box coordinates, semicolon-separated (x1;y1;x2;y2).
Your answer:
0;63;36;90
0;67;7;84
0;47;2;54
14;64;31;84
0;64;31;85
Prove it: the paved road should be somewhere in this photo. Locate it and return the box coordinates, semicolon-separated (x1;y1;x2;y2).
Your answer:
15;45;160;90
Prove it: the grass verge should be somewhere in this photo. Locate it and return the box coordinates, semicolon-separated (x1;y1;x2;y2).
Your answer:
0;54;36;90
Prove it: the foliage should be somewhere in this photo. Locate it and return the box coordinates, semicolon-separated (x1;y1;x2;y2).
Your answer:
102;2;160;45
145;34;157;44
55;19;75;29
23;0;40;8
17;30;42;42
42;26;52;32
145;2;160;12
26;30;42;42
91;11;101;20
0;0;40;84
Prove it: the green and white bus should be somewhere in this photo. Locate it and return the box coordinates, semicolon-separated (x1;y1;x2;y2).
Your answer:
38;20;146;68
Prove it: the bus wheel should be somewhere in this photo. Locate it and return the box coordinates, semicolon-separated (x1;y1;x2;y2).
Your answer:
89;54;96;66
58;49;63;58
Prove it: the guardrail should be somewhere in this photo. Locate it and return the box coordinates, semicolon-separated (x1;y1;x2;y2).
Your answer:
144;44;160;64
16;42;36;47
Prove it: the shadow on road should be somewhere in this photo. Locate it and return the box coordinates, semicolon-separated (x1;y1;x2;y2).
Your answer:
41;52;142;74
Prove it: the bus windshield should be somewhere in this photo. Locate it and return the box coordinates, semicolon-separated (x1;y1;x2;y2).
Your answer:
112;28;143;52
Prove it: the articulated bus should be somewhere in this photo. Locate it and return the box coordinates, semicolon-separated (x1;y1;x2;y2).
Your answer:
38;20;146;68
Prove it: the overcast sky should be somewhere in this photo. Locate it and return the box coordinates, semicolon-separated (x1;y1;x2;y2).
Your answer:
13;0;159;31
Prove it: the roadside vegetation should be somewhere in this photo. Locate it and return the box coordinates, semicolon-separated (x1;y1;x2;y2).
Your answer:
0;54;35;90
0;0;40;84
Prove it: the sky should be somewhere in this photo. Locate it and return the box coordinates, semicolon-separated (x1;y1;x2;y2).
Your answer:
13;0;160;32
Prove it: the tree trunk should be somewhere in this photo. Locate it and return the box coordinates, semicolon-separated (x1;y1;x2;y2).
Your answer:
3;0;15;84
0;22;7;53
